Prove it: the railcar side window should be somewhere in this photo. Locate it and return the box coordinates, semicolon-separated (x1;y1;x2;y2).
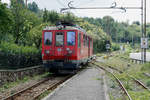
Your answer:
86;36;88;46
85;35;88;47
78;33;81;47
90;39;92;47
87;37;89;47
44;32;52;45
67;31;75;46
83;35;85;46
56;32;64;46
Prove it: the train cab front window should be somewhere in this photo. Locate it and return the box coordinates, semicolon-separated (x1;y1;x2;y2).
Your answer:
67;31;75;46
44;32;52;45
56;32;64;46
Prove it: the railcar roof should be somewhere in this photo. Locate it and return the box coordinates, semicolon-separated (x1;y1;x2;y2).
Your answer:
43;26;92;39
43;26;85;32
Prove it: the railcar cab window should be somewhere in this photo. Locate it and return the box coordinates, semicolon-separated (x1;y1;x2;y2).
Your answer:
67;31;75;46
56;32;64;46
44;32;52;45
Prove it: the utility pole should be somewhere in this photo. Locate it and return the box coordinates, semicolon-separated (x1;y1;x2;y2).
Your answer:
144;0;147;62
25;0;27;8
141;0;144;63
141;0;147;63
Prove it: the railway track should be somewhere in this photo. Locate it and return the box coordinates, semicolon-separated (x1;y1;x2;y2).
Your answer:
91;62;133;100
3;74;73;100
96;62;150;92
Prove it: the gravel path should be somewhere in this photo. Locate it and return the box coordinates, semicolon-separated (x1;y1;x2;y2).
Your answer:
43;68;107;100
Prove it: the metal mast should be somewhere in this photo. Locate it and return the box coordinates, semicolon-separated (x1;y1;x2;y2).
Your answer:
143;0;147;62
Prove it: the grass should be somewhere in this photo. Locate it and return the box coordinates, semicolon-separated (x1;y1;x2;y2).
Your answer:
96;50;150;100
0;72;50;93
36;90;52;100
129;91;150;100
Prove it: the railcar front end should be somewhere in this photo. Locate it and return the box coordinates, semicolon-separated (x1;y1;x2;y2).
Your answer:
42;27;80;72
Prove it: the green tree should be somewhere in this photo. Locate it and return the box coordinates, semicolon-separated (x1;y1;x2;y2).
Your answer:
101;16;117;41
79;20;111;52
10;0;42;45
10;0;25;44
146;23;150;38
0;1;13;41
43;8;48;22
43;9;59;24
83;17;102;26
133;21;140;25
28;2;39;13
60;12;77;23
27;23;49;48
127;24;141;43
47;10;59;24
20;10;42;45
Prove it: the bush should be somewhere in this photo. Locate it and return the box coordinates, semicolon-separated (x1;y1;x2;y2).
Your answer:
0;42;42;69
141;63;150;72
111;43;120;51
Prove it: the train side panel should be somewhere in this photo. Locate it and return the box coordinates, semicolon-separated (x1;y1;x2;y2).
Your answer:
76;31;90;65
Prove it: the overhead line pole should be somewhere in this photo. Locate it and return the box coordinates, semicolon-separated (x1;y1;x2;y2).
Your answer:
141;0;144;63
144;0;147;62
141;0;147;63
25;0;27;8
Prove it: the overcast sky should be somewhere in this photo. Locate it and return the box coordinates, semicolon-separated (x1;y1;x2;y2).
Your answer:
2;0;150;23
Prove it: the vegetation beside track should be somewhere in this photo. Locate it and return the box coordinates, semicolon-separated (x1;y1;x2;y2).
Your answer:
0;72;50;93
96;50;150;100
0;42;42;69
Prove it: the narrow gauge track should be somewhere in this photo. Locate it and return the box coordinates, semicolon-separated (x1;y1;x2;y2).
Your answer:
3;74;73;100
91;62;133;100
97;62;150;92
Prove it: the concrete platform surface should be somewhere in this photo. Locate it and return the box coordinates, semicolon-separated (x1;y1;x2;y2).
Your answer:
43;68;107;100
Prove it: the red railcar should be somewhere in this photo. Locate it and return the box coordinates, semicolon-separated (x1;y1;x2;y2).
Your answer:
42;22;93;73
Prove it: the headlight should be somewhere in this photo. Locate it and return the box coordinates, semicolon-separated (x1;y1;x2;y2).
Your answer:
66;48;70;51
42;54;44;59
45;50;50;54
68;50;72;54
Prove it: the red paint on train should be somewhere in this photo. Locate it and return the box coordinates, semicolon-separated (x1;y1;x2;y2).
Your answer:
42;22;93;72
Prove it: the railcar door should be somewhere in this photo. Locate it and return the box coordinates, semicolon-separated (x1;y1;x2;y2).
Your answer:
55;32;65;57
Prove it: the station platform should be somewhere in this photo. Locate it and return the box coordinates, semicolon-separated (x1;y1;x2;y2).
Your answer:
42;67;108;100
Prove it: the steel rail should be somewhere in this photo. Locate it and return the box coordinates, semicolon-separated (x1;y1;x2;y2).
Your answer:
3;77;51;100
127;74;150;91
33;75;73;100
91;62;133;100
3;74;73;100
95;61;150;92
99;62;123;73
